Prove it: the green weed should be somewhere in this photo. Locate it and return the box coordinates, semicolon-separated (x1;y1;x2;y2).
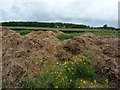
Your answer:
19;55;108;88
16;30;31;35
57;33;85;40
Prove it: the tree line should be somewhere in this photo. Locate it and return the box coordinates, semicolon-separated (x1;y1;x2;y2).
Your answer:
2;21;90;28
1;21;119;30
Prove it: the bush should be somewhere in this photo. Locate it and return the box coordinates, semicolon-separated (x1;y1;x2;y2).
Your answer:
19;55;108;88
57;33;85;40
16;30;32;35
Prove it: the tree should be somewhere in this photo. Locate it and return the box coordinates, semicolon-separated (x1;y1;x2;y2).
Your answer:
103;24;108;29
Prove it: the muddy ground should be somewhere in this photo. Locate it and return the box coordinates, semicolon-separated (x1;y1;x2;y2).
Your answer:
1;26;120;88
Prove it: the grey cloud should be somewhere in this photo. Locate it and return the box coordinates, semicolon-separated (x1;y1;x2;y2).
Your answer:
1;9;10;21
12;5;20;14
0;1;118;27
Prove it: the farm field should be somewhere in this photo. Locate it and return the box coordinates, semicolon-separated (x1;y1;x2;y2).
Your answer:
7;26;119;37
11;29;119;40
8;26;118;32
57;32;119;40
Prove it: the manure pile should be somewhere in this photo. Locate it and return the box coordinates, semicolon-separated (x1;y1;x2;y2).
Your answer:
1;26;120;88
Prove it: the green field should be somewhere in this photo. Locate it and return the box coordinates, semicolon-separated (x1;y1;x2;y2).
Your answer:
7;26;119;38
8;26;118;32
57;32;119;40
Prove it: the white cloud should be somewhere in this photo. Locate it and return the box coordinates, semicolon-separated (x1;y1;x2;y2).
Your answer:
0;0;119;27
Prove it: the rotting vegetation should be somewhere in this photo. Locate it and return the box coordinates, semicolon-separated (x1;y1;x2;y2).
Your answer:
1;26;120;88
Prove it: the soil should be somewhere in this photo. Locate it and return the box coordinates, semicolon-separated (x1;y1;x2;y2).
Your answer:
1;26;120;88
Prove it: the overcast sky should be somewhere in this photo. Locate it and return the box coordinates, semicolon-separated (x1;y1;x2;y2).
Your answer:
0;0;119;27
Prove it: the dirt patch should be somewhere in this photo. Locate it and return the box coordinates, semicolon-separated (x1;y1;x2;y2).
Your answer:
1;27;120;87
62;33;120;87
2;27;67;87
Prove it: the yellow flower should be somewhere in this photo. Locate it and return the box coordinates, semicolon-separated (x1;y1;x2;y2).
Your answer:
89;86;92;88
88;60;91;62
93;80;97;84
104;84;107;87
83;56;85;58
78;86;80;88
70;79;72;82
62;78;64;81
105;79;108;84
83;81;87;84
90;82;93;85
80;80;83;82
79;59;82;62
74;60;77;62
71;62;75;64
35;61;39;65
68;68;71;71
60;72;62;74
80;56;86;58
56;62;59;65
63;62;67;65
55;86;58;88
64;62;67;64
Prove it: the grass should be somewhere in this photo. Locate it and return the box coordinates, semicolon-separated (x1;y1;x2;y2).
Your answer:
16;30;32;35
8;26;118;32
14;28;119;40
8;26;119;37
56;33;86;40
19;55;108;88
92;32;119;36
57;32;119;40
2;78;9;88
15;29;119;40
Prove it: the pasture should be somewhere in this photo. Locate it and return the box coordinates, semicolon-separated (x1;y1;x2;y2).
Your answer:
8;26;118;32
7;26;119;40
